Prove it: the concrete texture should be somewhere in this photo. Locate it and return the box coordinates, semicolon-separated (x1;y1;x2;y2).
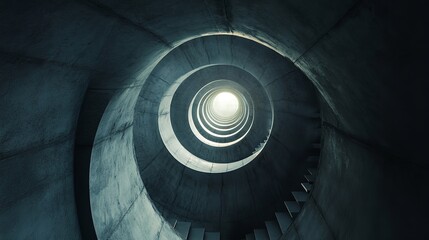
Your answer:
89;87;182;240
0;53;87;239
0;0;428;239
157;65;272;163
132;35;319;238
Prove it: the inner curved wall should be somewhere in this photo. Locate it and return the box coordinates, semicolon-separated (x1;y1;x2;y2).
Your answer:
172;66;265;157
0;1;428;240
130;35;319;238
89;87;182;240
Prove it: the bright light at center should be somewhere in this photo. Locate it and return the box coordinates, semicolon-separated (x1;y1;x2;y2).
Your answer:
212;91;239;118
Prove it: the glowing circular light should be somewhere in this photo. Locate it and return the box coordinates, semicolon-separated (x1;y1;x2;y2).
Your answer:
211;91;240;119
189;83;254;144
157;73;273;173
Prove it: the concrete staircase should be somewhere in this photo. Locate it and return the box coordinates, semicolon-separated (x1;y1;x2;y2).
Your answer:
242;141;320;240
242;167;317;240
173;142;320;240
171;219;221;240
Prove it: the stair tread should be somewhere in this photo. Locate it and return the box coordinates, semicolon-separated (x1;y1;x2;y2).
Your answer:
301;182;312;192
204;232;220;240
275;212;292;234
307;168;318;175
292;191;309;203
168;218;178;228
254;229;269;240
304;174;316;183
175;221;191;239
284;201;301;218
265;221;282;240
188;228;205;240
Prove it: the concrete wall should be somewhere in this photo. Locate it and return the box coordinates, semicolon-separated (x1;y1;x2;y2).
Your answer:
88;87;181;240
132;35;320;239
289;1;429;239
0;47;88;238
1;0;428;239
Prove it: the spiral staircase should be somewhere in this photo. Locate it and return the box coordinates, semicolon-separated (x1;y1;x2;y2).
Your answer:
1;1;428;240
166;139;320;240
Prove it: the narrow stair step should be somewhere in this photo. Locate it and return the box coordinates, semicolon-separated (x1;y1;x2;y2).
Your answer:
175;221;191;239
168;219;178;228
204;232;220;240
307;168;317;175
301;182;312;192
188;228;205;240
254;229;269;240
292;191;309;204
265;221;281;240
275;212;292;234
246;233;256;240
304;174;316;183
284;201;301;218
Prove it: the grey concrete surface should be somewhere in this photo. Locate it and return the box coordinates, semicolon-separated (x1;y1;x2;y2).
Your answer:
1;0;428;239
89;87;182;240
132;35;319;239
0;54;87;239
154;64;273;162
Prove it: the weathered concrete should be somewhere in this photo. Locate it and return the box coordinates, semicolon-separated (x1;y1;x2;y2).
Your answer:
1;0;428;239
89;87;182;240
0;52;87;238
132;35;319;238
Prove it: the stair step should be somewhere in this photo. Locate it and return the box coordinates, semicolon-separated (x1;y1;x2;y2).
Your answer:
169;218;178;228
188;228;205;240
292;191;309;204
284;201;301;218
304;174;316;183
307;168;317;175
246;233;256;240
275;212;292;234
204;232;220;240
254;229;269;240
175;221;191;239
265;221;281;240
301;182;312;192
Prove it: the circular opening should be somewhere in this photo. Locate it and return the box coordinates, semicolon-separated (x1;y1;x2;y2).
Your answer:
211;91;240;120
158;73;274;173
190;82;255;144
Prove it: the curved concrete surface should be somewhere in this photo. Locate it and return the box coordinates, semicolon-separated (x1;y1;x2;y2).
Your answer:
131;35;319;238
1;0;428;240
